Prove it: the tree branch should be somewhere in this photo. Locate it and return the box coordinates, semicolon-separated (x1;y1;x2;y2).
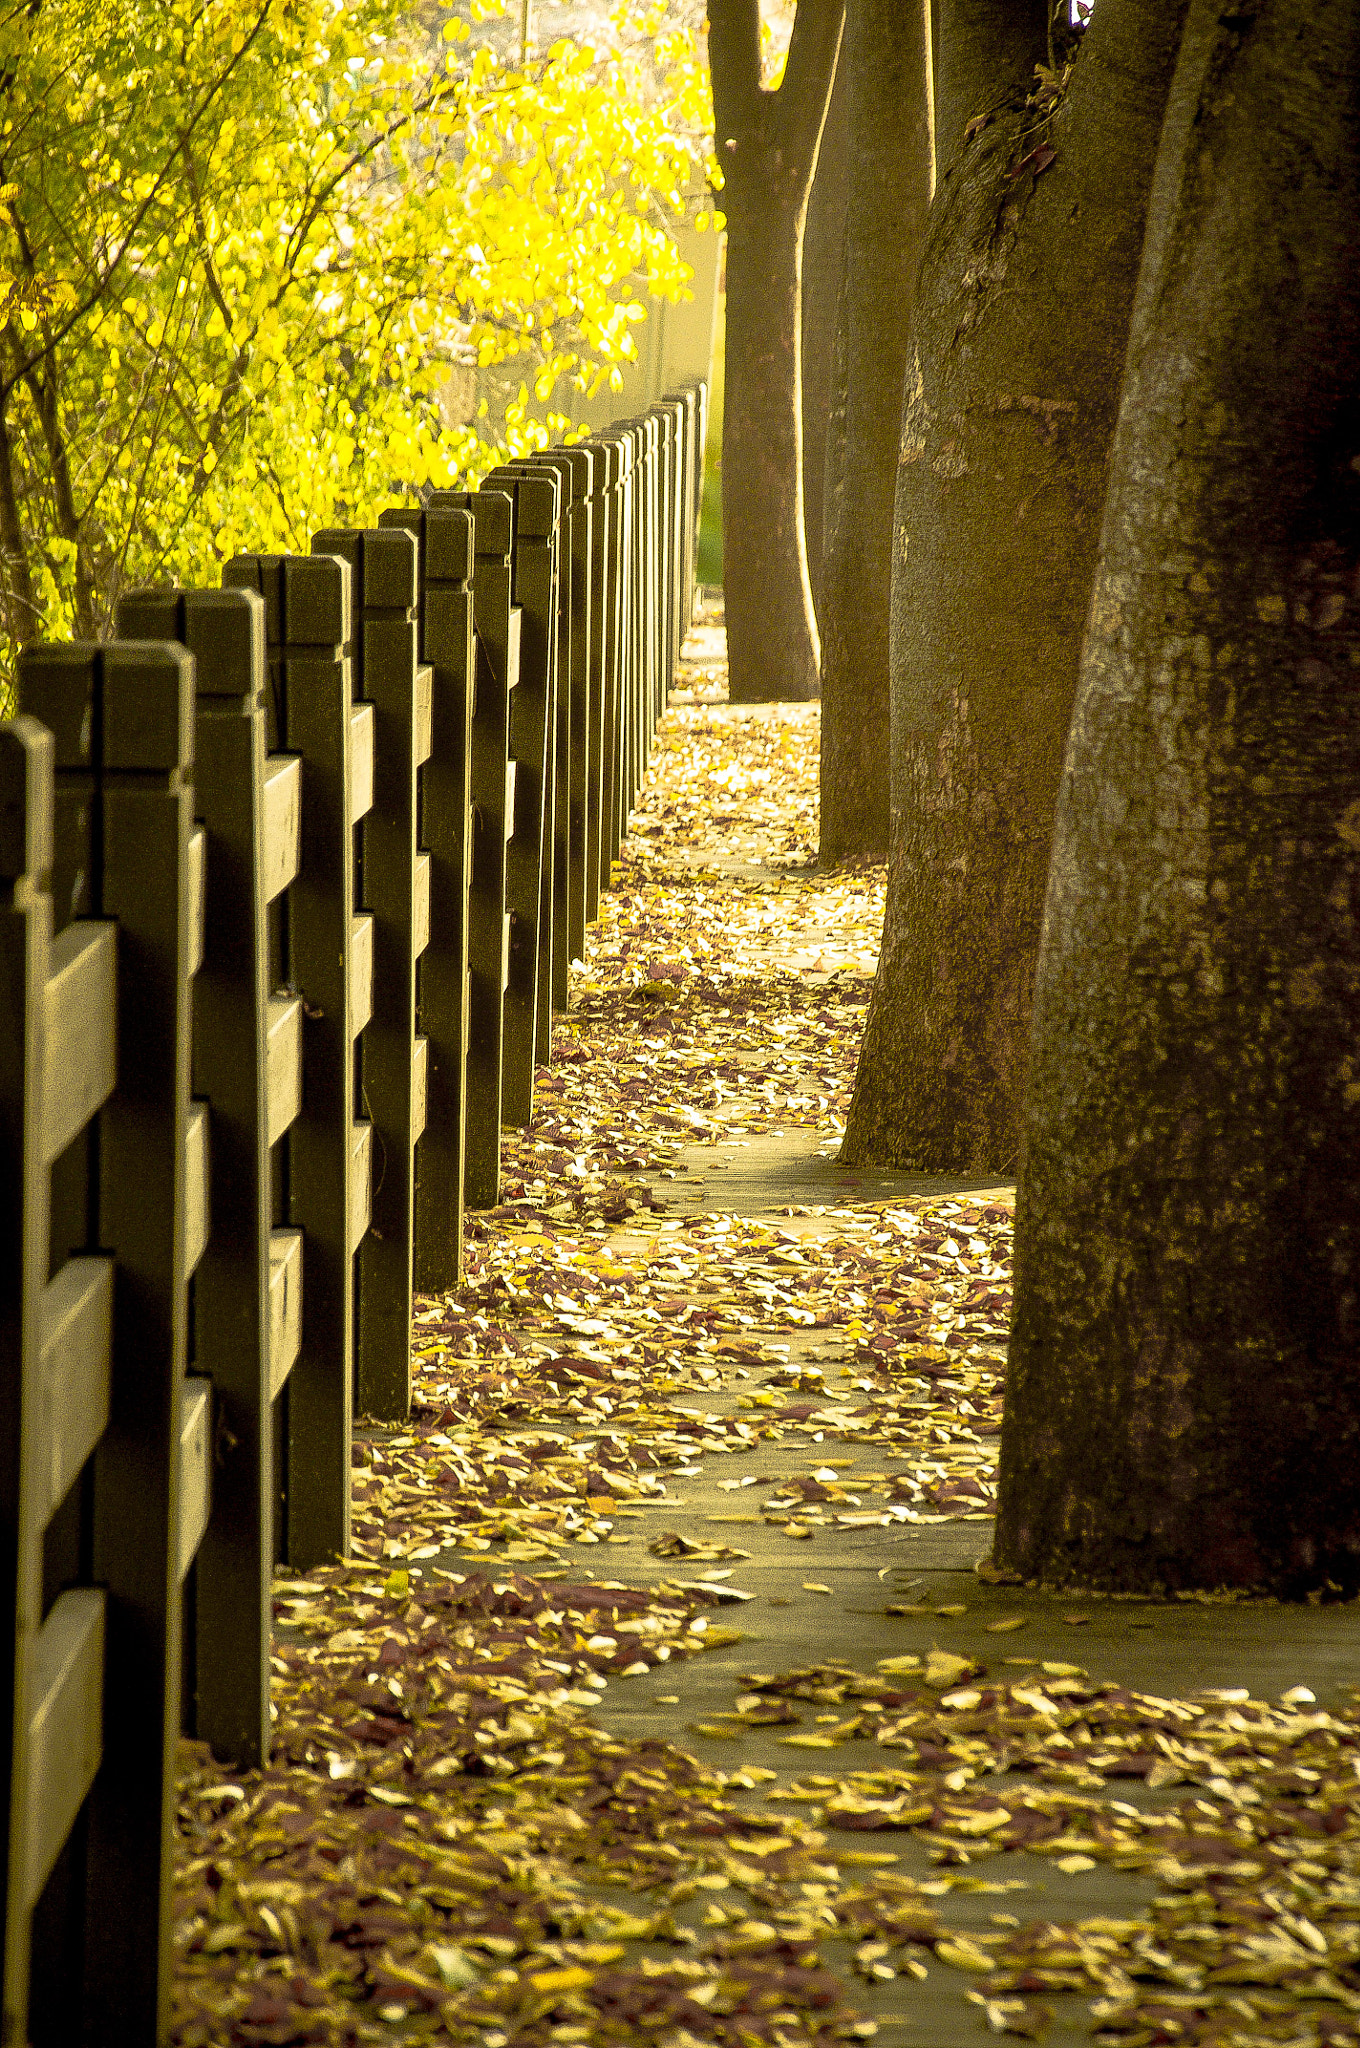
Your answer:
0;386;40;653
772;0;846;175
0;0;273;400
707;0;763;146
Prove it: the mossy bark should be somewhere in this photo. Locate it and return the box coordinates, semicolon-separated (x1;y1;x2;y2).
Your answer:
995;0;1360;1596
710;0;844;705
842;0;1186;1172
818;0;933;867
934;0;1049;178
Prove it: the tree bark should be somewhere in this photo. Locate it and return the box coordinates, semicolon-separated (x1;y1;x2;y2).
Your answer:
994;0;1360;1597
0;393;40;660
934;0;1049;180
710;0;844;704
818;0;934;867
800;53;848;619
841;0;1185;1173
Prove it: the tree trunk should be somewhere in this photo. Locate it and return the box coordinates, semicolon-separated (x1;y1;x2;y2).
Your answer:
800;54;849;619
934;0;1049;179
721;186;820;702
818;0;933;867
841;0;1185;1173
0;396;40;663
994;0;1360;1597
710;0;844;705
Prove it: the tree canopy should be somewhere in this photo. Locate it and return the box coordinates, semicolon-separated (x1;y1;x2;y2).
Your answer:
0;0;711;674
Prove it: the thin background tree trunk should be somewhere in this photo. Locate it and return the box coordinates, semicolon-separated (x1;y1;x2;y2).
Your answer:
841;0;1184;1172
995;0;1360;1596
818;0;934;866
800;56;848;622
710;0;844;704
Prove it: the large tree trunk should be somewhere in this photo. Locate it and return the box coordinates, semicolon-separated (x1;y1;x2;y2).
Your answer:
934;0;1049;179
800;54;848;620
841;0;1185;1173
994;0;1360;1598
710;0;844;704
818;0;934;867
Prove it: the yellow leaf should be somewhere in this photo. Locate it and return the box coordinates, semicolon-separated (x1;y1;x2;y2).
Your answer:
529;1965;594;1992
937;1937;998;1973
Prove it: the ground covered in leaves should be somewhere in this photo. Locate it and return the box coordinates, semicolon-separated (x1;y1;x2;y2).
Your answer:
173;610;1360;2048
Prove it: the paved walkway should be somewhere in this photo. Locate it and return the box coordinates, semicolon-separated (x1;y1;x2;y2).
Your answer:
174;604;1360;2048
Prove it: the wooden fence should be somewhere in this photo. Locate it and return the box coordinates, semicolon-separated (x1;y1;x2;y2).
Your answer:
0;385;707;2048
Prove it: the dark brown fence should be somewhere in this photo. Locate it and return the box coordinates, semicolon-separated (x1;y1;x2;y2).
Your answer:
0;384;707;2048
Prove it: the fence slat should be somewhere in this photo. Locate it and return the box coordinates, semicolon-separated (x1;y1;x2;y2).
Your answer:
268;1229;303;1402
350;1122;373;1255
187;825;206;977
40;922;116;1166
414;850;431;956
177;1379;212;1581
412;1035;428;1143
265;994;303;1147
262;755;301;902
23;1588;103;1914
184;1100;210;1278
38;1258;112;1526
349;702;375;821
350;912;374;1038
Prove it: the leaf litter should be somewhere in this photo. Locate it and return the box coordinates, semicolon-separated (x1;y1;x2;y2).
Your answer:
172;609;1360;2046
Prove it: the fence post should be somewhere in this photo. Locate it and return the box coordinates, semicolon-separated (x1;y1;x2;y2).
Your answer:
506;454;573;1032
656;400;683;702
641;413;663;746
0;718;56;2044
528;456;577;1015
19;639;196;2047
694;378;710;617
427;490;518;1210
664;386;697;643
480;469;558;1125
115;586;279;1767
311;528;422;1422
616;418;646;804
223;553;359;1567
587;437;625;872
380;506;475;1294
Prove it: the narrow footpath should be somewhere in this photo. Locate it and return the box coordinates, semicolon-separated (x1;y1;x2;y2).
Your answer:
174;607;1360;2048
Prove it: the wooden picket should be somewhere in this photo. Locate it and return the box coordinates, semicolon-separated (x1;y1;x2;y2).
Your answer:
0;382;704;2047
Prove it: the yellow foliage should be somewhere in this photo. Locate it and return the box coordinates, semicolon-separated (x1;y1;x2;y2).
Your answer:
0;0;713;678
